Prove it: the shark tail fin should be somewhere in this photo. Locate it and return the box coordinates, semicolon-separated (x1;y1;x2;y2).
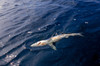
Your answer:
48;43;57;50
65;33;83;38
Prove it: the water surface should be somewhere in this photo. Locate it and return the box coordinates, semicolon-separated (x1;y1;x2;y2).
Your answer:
0;0;100;66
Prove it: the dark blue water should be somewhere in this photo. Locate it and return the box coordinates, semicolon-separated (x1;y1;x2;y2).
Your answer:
0;0;100;66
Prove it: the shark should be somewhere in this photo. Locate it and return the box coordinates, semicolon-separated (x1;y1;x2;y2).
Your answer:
30;33;83;50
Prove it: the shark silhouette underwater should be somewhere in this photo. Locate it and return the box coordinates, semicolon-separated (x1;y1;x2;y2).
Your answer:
31;33;83;50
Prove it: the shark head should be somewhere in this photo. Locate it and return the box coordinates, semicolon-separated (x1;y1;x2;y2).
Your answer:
31;40;48;47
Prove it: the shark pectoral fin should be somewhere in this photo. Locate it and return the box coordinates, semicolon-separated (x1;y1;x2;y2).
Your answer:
48;43;57;50
65;35;69;38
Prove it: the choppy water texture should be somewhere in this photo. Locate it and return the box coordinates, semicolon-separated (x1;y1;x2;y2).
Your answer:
0;0;100;66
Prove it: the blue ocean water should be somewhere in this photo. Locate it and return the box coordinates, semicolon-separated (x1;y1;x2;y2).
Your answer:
0;0;100;66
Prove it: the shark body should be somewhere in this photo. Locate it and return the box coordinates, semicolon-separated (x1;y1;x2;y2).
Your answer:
31;33;83;50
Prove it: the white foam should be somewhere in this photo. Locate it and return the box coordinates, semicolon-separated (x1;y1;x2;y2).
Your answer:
0;6;2;9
